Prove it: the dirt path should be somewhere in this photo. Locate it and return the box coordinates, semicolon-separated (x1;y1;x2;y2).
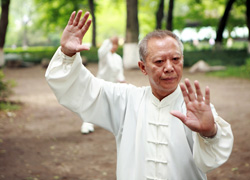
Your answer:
0;64;250;180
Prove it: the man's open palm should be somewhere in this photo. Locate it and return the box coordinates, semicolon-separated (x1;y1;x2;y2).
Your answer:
171;79;217;137
60;10;92;57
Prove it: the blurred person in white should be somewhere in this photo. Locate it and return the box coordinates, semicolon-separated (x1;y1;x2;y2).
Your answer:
96;36;125;83
45;10;233;180
81;36;125;134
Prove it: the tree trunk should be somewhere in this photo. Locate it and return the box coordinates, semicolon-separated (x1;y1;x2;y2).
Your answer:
88;0;96;47
156;0;164;29
125;0;139;43
215;0;235;45
166;0;174;31
123;0;139;69
0;0;10;67
246;0;250;54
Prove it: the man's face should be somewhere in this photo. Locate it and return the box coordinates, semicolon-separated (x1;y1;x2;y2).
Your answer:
111;43;118;53
111;38;119;53
138;36;183;100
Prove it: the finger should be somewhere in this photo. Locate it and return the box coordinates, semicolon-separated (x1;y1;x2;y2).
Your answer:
185;79;196;101
205;86;210;105
170;110;186;123
81;19;92;36
68;11;76;25
194;80;203;102
73;10;83;26
78;11;90;29
180;83;190;104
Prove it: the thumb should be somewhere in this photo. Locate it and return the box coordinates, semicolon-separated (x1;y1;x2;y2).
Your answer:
76;44;90;52
170;110;186;123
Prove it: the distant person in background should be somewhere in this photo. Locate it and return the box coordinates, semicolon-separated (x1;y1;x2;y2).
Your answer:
96;36;125;83
81;36;125;134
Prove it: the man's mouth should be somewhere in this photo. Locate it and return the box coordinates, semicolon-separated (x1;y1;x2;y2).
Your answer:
161;77;176;81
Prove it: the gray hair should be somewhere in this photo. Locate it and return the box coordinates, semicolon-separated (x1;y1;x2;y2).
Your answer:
139;30;184;62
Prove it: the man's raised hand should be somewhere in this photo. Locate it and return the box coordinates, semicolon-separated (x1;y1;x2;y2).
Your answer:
170;79;217;138
61;10;92;57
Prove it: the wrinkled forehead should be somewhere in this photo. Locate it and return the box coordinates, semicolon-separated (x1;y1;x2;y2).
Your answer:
147;36;182;54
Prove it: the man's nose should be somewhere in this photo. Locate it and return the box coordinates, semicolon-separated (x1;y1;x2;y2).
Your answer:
163;60;174;72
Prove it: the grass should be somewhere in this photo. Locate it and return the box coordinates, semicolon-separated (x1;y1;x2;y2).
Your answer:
207;65;250;79
208;57;250;79
0;101;20;111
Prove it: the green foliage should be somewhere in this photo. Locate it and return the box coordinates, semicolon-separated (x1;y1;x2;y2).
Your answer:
227;1;246;30
175;0;247;30
241;57;250;78
95;0;126;43
80;46;123;63
3;43;249;67
207;57;250;79
80;47;98;62
4;0;249;48
34;0;89;34
0;102;20;111
183;49;248;67
138;0;158;37
4;45;123;64
4;46;58;63
182;40;249;67
0;71;16;101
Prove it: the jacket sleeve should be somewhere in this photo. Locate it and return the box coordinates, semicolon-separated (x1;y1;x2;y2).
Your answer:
45;47;128;135
98;39;112;59
192;105;234;173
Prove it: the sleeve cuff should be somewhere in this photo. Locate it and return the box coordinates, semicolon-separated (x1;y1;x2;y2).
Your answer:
59;46;77;62
198;118;222;144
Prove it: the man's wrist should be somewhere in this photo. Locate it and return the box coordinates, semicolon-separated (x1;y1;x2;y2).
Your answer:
200;123;218;139
61;47;76;57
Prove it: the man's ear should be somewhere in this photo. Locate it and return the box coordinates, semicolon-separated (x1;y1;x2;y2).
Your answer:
138;61;147;75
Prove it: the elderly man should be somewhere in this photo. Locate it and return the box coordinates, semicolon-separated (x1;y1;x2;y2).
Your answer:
45;10;233;180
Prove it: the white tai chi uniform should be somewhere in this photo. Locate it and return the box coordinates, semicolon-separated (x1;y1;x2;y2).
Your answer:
96;39;125;82
45;47;234;180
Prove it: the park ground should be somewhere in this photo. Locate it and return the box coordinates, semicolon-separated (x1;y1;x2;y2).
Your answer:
0;63;250;180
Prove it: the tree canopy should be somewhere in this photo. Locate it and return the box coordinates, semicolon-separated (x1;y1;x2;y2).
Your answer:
2;0;249;47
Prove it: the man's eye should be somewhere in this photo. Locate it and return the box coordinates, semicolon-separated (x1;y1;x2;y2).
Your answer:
173;57;180;61
155;60;163;64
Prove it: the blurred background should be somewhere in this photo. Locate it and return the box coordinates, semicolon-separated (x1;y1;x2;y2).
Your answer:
0;1;250;180
0;0;249;71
